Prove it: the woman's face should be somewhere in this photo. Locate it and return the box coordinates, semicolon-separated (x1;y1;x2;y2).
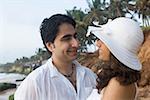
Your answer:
96;39;110;61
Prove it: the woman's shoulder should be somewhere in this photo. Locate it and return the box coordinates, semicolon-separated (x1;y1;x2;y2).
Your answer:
107;77;136;90
102;77;136;100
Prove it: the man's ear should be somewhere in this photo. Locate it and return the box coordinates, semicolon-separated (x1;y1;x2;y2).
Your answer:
46;42;55;52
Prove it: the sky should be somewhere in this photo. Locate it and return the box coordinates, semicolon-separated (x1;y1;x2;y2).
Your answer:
0;0;89;64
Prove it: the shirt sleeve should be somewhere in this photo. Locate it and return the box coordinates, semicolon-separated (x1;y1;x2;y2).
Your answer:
87;89;101;100
14;76;38;100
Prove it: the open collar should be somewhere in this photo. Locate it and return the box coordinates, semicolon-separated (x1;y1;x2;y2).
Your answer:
47;58;86;79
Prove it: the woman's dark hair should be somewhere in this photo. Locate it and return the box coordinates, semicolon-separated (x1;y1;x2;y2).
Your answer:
39;14;76;54
96;54;141;91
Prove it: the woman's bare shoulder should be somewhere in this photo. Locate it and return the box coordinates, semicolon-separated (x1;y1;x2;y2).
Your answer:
102;77;136;100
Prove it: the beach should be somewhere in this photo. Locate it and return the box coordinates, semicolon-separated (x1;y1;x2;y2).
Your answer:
0;88;16;100
0;73;26;100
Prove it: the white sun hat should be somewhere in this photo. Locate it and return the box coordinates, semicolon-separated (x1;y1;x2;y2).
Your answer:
87;17;144;70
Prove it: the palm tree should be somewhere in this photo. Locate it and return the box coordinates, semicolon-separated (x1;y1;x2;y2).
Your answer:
84;0;107;24
66;0;149;53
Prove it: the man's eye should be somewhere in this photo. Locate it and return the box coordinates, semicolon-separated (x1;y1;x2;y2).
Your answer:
61;33;78;41
74;33;78;39
74;34;77;39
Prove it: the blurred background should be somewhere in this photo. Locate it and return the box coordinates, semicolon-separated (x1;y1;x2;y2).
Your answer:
0;0;150;100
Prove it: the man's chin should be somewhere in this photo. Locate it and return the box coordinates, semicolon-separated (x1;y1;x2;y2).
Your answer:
72;55;77;59
67;52;78;60
70;55;77;61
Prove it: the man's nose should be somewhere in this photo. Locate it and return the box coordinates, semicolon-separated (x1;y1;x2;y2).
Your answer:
71;38;79;47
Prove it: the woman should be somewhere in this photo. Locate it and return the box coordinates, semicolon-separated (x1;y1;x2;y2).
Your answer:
87;17;144;100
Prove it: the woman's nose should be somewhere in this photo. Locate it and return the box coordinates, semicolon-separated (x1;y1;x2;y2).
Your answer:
95;40;102;48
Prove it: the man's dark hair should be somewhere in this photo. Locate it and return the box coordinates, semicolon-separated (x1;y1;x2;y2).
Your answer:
40;14;76;54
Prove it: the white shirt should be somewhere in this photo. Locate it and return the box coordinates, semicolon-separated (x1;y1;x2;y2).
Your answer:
86;89;101;100
14;58;96;100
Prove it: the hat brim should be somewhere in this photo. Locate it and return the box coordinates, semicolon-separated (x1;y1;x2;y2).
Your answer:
92;30;142;70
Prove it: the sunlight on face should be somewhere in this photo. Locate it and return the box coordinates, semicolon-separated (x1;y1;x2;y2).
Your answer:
96;40;110;61
51;23;79;62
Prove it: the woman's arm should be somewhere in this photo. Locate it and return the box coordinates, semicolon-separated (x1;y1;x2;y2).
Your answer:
102;77;136;100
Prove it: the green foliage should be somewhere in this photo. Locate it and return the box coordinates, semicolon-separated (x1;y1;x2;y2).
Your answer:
9;94;14;100
142;26;150;30
0;83;16;92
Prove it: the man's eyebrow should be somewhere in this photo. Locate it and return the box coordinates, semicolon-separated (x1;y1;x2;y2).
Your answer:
60;32;77;40
60;34;72;41
62;34;72;39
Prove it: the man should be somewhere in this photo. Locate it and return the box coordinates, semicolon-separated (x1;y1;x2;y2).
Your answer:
14;14;96;100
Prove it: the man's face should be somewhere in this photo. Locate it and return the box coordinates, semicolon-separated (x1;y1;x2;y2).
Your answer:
49;23;79;62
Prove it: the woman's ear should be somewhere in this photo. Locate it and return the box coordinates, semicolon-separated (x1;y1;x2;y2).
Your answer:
46;42;55;52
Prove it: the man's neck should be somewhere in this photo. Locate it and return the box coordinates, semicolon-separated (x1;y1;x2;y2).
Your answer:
51;57;73;75
51;56;77;91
